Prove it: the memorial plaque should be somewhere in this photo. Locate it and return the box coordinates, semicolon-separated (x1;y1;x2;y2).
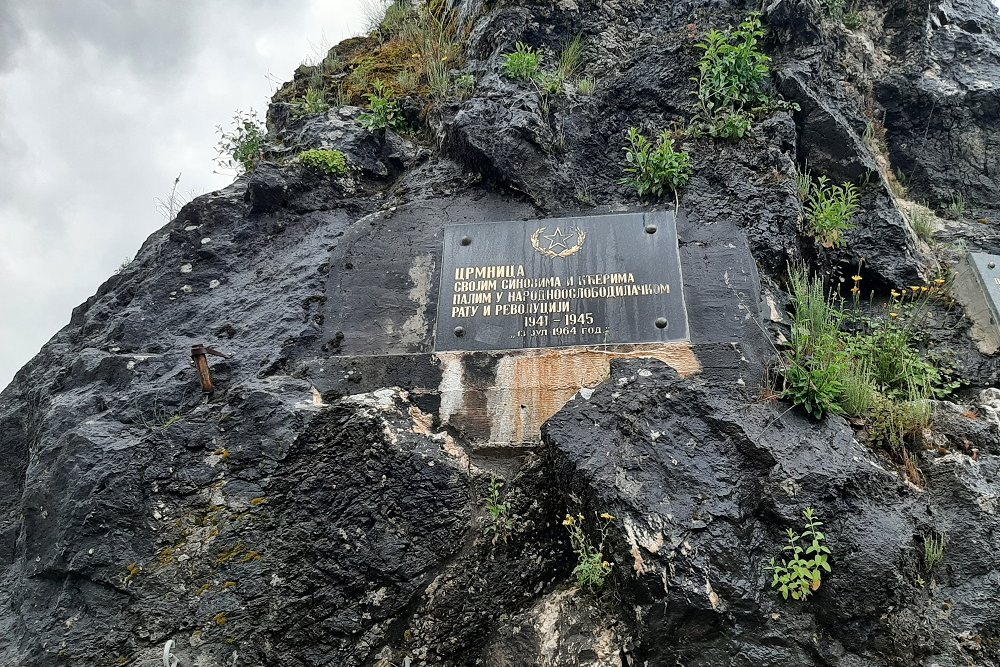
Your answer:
434;212;689;351
967;252;1000;320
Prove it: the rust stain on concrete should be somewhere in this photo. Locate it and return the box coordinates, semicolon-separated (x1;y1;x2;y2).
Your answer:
437;343;700;446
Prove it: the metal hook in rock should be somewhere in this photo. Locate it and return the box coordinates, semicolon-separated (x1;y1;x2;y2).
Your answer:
191;344;231;394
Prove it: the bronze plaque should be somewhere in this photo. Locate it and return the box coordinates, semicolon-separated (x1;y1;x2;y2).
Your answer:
434;212;689;351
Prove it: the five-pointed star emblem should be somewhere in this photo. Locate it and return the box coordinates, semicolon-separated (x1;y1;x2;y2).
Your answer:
542;226;574;251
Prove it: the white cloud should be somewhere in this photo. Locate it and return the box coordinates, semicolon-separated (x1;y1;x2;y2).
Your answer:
0;1;366;390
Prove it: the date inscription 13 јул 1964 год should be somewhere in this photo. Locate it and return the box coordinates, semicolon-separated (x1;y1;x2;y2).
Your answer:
434;212;689;352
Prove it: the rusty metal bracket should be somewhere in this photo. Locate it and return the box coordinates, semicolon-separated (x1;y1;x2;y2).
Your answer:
191;344;230;394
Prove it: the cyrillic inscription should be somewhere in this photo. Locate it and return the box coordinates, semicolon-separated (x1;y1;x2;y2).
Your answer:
434;212;689;351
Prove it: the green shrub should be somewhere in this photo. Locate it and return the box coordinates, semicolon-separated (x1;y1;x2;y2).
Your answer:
359;80;405;131
293;87;330;117
215;109;265;174
621;127;693;199
481;475;517;544
503;41;542;81
692;13;771;122
563;512;615;591
454;73;475;100
298;149;348;175
843;12;863;29
768;508;832;601
821;0;846;18
804;176;859;247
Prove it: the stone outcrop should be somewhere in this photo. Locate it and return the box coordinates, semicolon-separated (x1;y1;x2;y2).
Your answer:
2;0;1000;665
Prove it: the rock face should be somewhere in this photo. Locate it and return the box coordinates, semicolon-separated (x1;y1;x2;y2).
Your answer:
2;0;1000;665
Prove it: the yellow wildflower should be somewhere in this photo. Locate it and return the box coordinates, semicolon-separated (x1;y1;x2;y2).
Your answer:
851;275;862;282
601;561;612;570
562;515;575;526
910;286;921;293
934;278;945;285
441;55;449;62
920;286;930;293
890;289;901;298
600;512;616;521
890;312;899;318
850;286;860;295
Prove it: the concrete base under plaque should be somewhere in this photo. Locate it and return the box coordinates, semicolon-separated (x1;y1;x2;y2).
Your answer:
309;203;767;448
953;252;1000;355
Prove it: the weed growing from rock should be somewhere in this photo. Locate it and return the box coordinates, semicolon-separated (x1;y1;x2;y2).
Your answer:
768;508;832;601
577;77;596;95
621;127;693;201
909;204;936;242
563;512;615;591
922;532;946;572
782;268;956;467
481;475;516;544
298;149;348;175
215;109;265;174
293;87;330;117
690;13;779;139
804;176;859;248
942;194;966;220
503;41;542;81
359;81;405;131
843;12;863;29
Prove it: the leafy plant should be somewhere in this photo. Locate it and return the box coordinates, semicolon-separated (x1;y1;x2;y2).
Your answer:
503;41;542;81
481;475;517;544
563;512;615;591
293;87;330;117
359;81;405;131
215;109;265;174
781;268;847;419
621;127;693;199
922;532;946;572
692;13;771;124
843;11;863;28
298;149;348;175
820;0;846;18
804;176;860;248
454;73;475;100
577;77;596;95
768;508;832;601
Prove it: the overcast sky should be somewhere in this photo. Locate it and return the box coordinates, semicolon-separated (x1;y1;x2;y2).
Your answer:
0;1;369;390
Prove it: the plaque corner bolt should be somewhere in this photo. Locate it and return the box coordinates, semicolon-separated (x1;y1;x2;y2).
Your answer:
645;224;657;234
453;326;465;337
655;317;668;329
460;236;472;246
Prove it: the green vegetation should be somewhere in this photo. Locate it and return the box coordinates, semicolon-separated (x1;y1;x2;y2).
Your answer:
804;176;860;248
768;508;832;601
215;109;265;174
577;77;596;95
691;13;772;139
820;0;846;18
942;194;966;220
621;127;693;200
563;512;615;591
557;35;585;82
298;149;348;175
359;81;405;130
843;12;863;29
503;41;543;81
782;268;955;467
283;0;463;113
293;87;329;116
481;475;517;544
922;532;946;572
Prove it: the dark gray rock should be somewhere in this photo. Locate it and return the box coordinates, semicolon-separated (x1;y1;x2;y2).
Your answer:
3;0;1000;664
544;360;1000;666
